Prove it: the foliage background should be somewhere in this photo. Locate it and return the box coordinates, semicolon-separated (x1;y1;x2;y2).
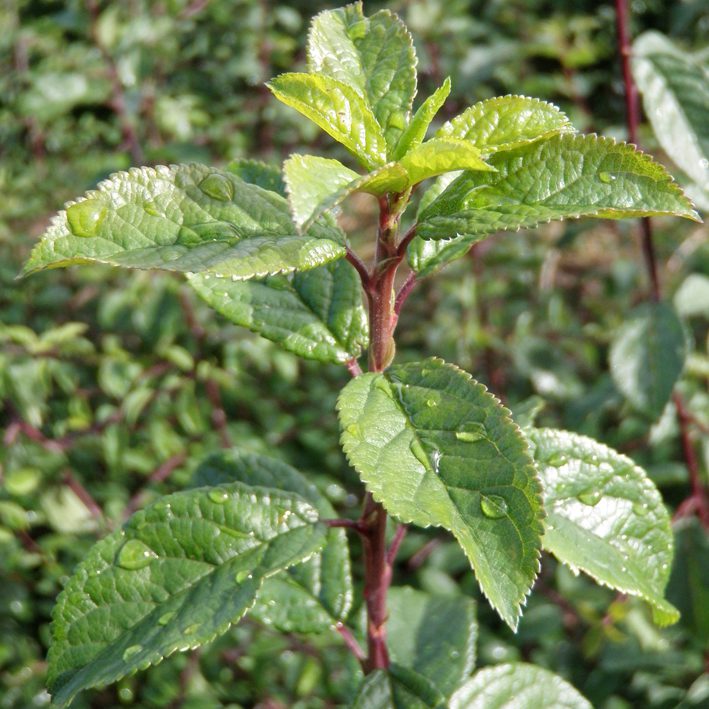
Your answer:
1;0;708;707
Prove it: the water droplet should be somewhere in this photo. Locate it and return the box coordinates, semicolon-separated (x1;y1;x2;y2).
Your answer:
208;488;229;504
455;422;487;443
345;423;361;438
430;448;442;474
117;539;158;570
122;645;142;662
547;452;567;467
480;494;508;519
66;200;106;237
158;611;176;626
409;439;429;468
199;173;235;202
425;398;437;408
176;225;201;246
632;501;649;517
599;171;616;184
183;623;201;634
143;201;160;216
577;488;602;506
235;570;253;584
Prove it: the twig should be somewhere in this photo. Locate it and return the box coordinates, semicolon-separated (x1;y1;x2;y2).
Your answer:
63;470;105;525
407;538;441;570
394;272;417;316
395;224;418;258
345;357;363;377
324;518;366;535
385;524;407;566
205;378;232;448
335;622;366;662
125;451;188;516
346;247;372;292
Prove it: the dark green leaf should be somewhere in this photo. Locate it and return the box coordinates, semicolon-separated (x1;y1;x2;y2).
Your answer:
352;665;447;709
192;451;352;632
227;159;286;196
609;302;687;420
387;587;477;696
529;428;679;625
338;357;543;630
48;483;326;705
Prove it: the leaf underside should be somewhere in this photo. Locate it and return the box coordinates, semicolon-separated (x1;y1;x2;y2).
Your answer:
337;357;543;630
529;428;679;625
192;450;353;632
189;258;368;365
22;164;346;279
48;483;326;706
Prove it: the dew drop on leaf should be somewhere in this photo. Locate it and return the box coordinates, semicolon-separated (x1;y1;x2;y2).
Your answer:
158;611;176;626
235;570;251;583
425;398;437;408
599;171;616;184
143;201;160;216
208;488;230;504
632;501;649;517
66;200;106;238
455;422;487;443
480;494;508;519
577;488;602;507
122;645;142;662
176;225;202;246
183;623;201;634
199;173;235;202
547;452;567;467
117;539;158;570
409;439;430;468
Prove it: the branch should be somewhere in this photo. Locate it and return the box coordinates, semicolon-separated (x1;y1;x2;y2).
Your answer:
346;247;372;292
394;271;417;316
396;224;418;258
63;470;106;527
385;524;407;566
125;451;188;517
336;623;366;662
324;518;367;535
345;357;363;377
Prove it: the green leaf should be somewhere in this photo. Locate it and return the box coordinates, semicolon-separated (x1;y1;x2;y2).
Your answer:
450;663;592;709
48;483;327;706
417;133;700;241
307;3;417;151
22;164;346;279
192;450;352;632
227;159;286;196
633;32;709;191
189;258;368;365
267;73;388;170
337;357;543;630
437;95;574;153
352;665;447;709
284;154;359;229
609;302;687;420
674;274;709;318
387;587;477;696
529;428;679;625
393;77;452;160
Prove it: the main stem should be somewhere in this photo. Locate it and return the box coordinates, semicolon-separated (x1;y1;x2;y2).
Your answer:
360;194;406;672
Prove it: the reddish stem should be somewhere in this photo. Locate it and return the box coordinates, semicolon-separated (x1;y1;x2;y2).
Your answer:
336;622;366;662
63;470;105;526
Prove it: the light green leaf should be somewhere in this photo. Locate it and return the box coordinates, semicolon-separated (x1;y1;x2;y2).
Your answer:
352;665;447;709
189;258;368;364
22;164;346;279
393;77;452;160
450;663;592;709
387;587;477;696
675;274;709;318
192;451;352;633
529;428;679;625
48;483;326;706
284;154;359;229
633;32;709;191
267;73;387;170
307;3;417;150
609;302;687;420
437;95;574;153
337;357;543;630
417;133;700;241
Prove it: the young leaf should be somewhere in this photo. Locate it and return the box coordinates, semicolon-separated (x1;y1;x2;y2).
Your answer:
189;258;368;365
417;133;700;241
337;357;544;630
393;77;452;160
387;587;477;697
352;665;447;709
632;32;709;192
267;73;388;170
450;663;592;709
437;95;574;153
609;302;687;420
22;165;346;279
192;450;353;633
307;3;417;151
47;483;327;706
528;428;679;625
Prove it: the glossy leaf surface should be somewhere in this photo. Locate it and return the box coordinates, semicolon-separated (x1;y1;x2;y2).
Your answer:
48;483;326;705
450;663;592;709
189;258;368;364
192;450;352;633
338;358;543;630
529;428;679;625
22;165;345;279
437;95;573;153
307;3;417;151
352;665;447;709
268;73;387;170
633;32;709;192
609;302;687;420
417;133;699;240
387;587;476;696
